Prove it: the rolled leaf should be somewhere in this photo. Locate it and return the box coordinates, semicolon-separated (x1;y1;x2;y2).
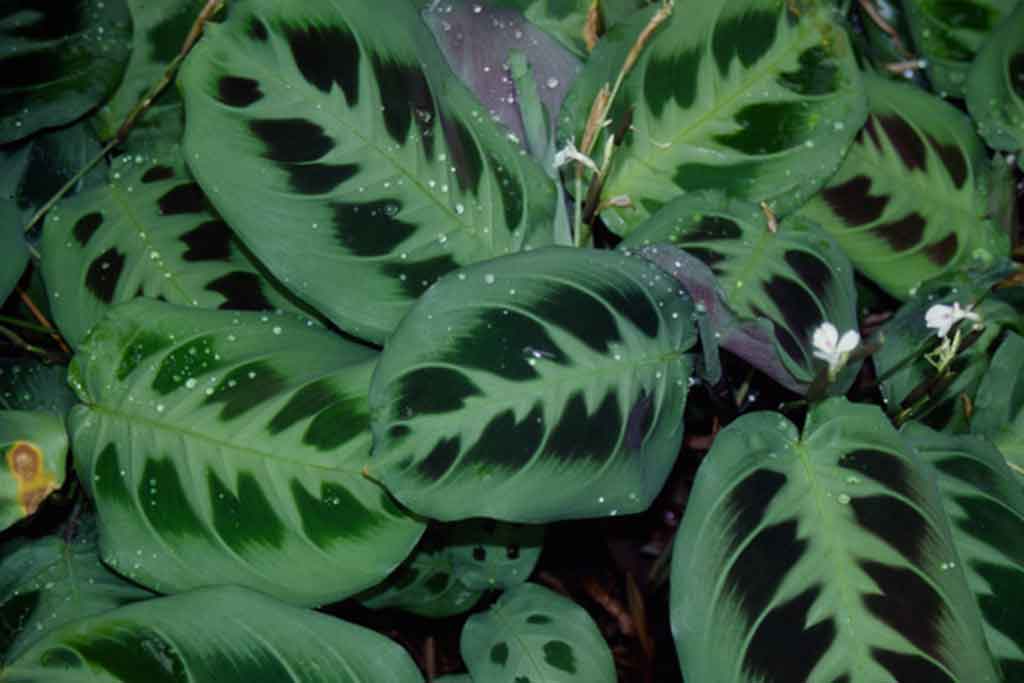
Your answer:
369;247;696;522
559;0;866;236
2;585;425;683
798;72;1010;299
69;300;423;605
965;1;1024;158
672;398;1000;682
0;411;67;532
461;582;616;683
180;0;556;343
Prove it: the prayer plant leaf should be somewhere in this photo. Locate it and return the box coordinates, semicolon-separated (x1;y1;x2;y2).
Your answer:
0;411;67;533
905;424;1024;681
971;330;1024;475
0;360;76;421
368;247;696;523
965;1;1024;159
559;0;866;237
461;582;616;683
671;397;1000;683
446;518;544;591
68;300;424;606
40;149;309;349
0;517;153;663
902;0;1018;97
622;192;859;392
0;200;27;306
180;0;556;344
0;0;132;145
2;585;425;683
798;72;1010;299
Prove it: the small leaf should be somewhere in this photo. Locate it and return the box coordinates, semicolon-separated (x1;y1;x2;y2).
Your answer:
447;518;544;591
0;411;67;532
0;360;77;422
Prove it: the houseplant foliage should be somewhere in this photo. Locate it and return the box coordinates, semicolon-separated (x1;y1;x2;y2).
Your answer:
0;0;1023;681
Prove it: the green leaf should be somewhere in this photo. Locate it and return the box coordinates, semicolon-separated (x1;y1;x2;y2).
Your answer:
0;360;77;422
903;0;1018;97
965;1;1024;156
971;330;1024;474
68;300;424;606
40;149;311;348
0;411;67;532
179;0;556;343
0;0;132;144
368;246;696;522
560;0;866;236
434;676;473;683
671;398;1000;682
905;424;1024;681
0;517;153;662
447;518;544;591
2;585;425;683
461;582;615;683
798;72;1010;299
622;192;859;391
0;200;27;306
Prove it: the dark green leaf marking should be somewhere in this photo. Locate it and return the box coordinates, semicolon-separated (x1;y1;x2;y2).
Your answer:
673;160;763;195
181;220;233;262
744;586;834;682
157;183;206;216
205;271;274;311
396;367;480;417
217;75;263;108
850;495;929;563
85;247;125;304
117;329;174;380
331;200;416;256
249;118;332;163
381;255;461;297
303;392;368;450
441;309;569;381
546;391;621;463
204;362;288;421
291;480;378;546
528;283;621;354
932;455;999;493
284;24;360;105
726;520;805;624
974;562;1024;664
763;276;822;345
372;56;436;161
877;115;926;172
542;640;577;674
72;212;103;246
287;162;359;195
1011;52;1024;99
416;436;461;480
778;46;839;95
526;614;551;624
248;17;269;42
860;560;946;660
152;335;229;395
0;589;40;654
712;8;779;74
954;496;1024;566
871;214;925;252
443;116;483;195
58;626;187;683
822;175;889;226
491;642;509;666
140;165;175;183
684;215;742;242
424;571;450;594
784;251;832;301
268;378;339;434
925;133;967;188
624;390;654;450
6;1;84;41
723;470;787;554
931;0;996;30
596;282;660;338
872;648;956;683
644;49;701;117
462;404;545;470
94;444;133;509
208;470;285;551
716;101;809;155
140;458;210;540
924;233;958;266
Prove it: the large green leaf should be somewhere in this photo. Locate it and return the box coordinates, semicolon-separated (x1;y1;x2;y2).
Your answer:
0;200;27;306
798;72;1010;299
905;424;1024;681
0;0;132;144
2;585;424;683
0;411;67;533
965;1;1024;160
461;582;616;683
40;149;310;348
671;398;999;682
622;192;859;391
368;247;696;523
180;0;556;343
0;517;153;662
971;330;1024;475
559;0;866;236
903;0;1018;97
68;300;423;606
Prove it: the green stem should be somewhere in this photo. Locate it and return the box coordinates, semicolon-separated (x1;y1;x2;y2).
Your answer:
0;315;53;335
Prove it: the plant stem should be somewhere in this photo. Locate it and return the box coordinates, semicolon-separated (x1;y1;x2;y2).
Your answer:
17;288;69;353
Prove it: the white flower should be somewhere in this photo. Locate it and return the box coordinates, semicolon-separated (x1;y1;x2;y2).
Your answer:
812;322;861;375
925;302;980;339
552;139;599;174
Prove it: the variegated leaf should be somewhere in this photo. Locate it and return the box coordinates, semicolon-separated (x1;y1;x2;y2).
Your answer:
446;518;543;590
798;72;1010;299
672;398;1000;683
40;149;310;348
0;0;132;144
622;192;859;391
559;0;866;236
966;1;1024;160
2;586;425;683
461;582;616;683
368;247;696;523
69;300;423;606
180;0;556;343
903;0;1018;97
0;516;152;662
971;330;1024;475
0;411;67;532
906;424;1024;681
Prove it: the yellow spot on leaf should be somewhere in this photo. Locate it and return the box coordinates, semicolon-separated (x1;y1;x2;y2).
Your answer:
6;441;58;516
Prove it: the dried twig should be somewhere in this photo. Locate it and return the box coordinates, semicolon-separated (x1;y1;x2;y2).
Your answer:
583;0;602;52
858;0;913;58
18;288;69;353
